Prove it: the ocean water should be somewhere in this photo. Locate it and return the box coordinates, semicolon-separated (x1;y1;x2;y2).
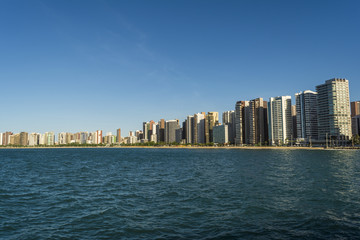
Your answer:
0;148;360;239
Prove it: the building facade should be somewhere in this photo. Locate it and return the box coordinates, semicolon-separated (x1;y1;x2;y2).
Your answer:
248;98;268;145
235;101;249;145
2;132;13;145
213;124;228;144
193;113;205;144
58;132;67;144
186;115;194;144
351;101;360;117
117;128;121;143
222;110;235;144
44;132;55;145
351;101;360;136
165;120;180;143
295;90;318;142
352;115;360;136
95;130;103;144
268;96;292;145
316;78;351;140
205;112;219;143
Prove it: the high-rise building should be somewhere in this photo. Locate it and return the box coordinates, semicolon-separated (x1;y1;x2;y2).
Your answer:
66;133;74;144
243;102;251;144
143;122;149;141
351;101;360;117
9;134;19;145
352;115;360;136
143;120;155;142
165;120;180;143
175;128;183;143
351;101;360;136
157;119;165;142
128;134;137;144
58;132;67;145
2;132;13;145
182;121;187;143
235;101;249;145
149;122;157;143
18;132;27;145
104;133;116;144
135;130;143;141
29;133;40;146
117;128;121;143
295;90;318;142
44;132;55;145
193;113;205;144
9;132;28;146
213;125;228;144
80;132;88;144
95;130;103;144
74;132;81;143
87;132;94;144
248;98;268;145
39;134;45;145
291;105;297;140
205;112;219;143
268;96;292;145
185;115;194;144
222;110;236;144
316;78;351;140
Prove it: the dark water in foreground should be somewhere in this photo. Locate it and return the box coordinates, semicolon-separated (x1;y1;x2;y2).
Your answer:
1;148;360;239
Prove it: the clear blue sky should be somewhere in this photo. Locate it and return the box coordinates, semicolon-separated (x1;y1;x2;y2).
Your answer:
1;0;359;136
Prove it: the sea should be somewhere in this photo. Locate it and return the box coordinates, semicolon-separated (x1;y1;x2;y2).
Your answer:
1;148;360;239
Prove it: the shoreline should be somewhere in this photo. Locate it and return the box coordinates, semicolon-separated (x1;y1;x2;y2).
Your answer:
0;146;359;150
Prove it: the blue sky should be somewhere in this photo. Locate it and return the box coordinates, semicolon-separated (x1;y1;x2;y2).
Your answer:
1;0;359;136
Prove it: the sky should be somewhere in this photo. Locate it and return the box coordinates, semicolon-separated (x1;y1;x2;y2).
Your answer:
1;0;359;136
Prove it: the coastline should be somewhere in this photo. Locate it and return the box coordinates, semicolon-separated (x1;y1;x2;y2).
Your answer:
0;146;358;150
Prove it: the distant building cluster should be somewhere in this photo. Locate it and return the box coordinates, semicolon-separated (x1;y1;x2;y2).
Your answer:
0;130;121;146
1;78;360;146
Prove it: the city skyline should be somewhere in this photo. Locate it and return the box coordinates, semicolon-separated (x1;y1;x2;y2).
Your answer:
1;77;356;137
1;1;359;135
1;78;358;146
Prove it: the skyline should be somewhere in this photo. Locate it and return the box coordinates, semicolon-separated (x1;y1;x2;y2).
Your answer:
1;78;355;141
1;0;359;135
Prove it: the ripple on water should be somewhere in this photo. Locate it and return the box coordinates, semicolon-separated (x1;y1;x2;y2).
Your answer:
0;148;360;239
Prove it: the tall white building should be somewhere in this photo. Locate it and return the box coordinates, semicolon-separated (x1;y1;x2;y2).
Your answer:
58;132;67;145
222;110;235;144
295;90;318;142
316;78;351;140
44;132;55;145
149;122;158;143
268;96;292;145
128;135;137;144
29;133;40;146
39;134;45;145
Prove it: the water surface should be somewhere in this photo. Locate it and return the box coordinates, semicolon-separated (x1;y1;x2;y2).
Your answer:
1;148;359;239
